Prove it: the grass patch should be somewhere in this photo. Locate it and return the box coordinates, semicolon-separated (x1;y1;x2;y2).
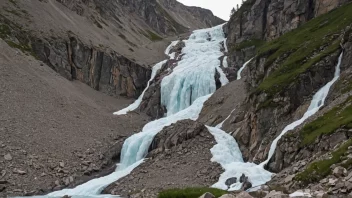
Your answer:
9;0;17;6
231;0;256;18
0;17;37;58
0;23;11;38
299;97;352;146
255;3;352;97
158;187;228;198
294;139;352;185
145;30;163;41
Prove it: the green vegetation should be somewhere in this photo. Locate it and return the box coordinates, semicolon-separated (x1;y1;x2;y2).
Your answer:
158;187;228;198
0;17;37;58
145;30;163;41
9;0;17;6
0;23;11;38
294;139;352;185
231;39;265;52
231;0;256;18
299;97;352;146
255;3;352;98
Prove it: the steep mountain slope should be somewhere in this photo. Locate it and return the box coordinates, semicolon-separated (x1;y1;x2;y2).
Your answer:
3;0;352;197
105;0;352;197
0;39;150;196
0;0;224;197
0;0;223;99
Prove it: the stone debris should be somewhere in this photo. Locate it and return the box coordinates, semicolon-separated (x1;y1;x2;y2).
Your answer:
4;154;12;161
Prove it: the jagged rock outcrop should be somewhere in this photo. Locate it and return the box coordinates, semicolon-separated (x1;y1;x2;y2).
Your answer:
225;0;352;72
220;1;352;164
56;0;224;36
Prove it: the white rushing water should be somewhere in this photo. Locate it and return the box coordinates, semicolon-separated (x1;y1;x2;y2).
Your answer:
207;125;272;191
260;52;343;166
114;60;167;115
215;108;236;129
223;56;228;68
237;57;254;80
161;24;228;116
20;24;228;198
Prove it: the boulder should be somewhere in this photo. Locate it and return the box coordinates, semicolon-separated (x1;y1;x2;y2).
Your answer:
333;166;347;177
199;192;215;198
264;191;289;198
225;177;237;188
4;153;12;161
219;194;236;198
234;192;253;198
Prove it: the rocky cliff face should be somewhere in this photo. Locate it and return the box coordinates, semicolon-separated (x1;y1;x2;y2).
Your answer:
220;0;352;162
0;0;223;98
56;0;224;36
204;1;352;196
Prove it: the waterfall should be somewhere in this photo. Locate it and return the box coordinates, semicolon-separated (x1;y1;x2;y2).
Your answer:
161;25;228;116
237;57;254;80
260;52;343;166
207;124;272;191
114;60;167;115
22;24;229;198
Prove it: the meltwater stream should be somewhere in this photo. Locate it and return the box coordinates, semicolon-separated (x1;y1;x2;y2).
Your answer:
260;52;343;166
15;24;343;197
20;24;229;198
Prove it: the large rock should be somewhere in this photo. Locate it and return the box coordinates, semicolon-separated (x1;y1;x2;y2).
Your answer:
219;194;236;198
225;177;237;188
234;192;253;198
264;191;289;198
199;192;215;198
333;166;348;177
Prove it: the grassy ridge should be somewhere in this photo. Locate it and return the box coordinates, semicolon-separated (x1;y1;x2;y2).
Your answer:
158;187;228;198
255;3;352;97
294;139;352;185
299;97;352;146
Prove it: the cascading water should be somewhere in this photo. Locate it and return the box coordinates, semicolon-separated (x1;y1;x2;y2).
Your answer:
161;25;229;116
207;52;343;191
19;24;229;198
114;60;167;115
260;52;343;166
207;126;273;191
237;58;254;80
14;22;343;197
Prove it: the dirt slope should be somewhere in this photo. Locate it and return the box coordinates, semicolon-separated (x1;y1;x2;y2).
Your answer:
0;39;149;196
